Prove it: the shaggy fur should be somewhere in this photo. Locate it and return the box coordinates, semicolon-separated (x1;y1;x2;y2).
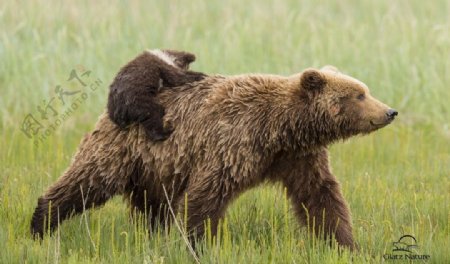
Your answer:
31;68;397;250
107;49;206;141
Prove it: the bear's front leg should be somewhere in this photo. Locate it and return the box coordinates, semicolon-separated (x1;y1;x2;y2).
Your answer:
278;148;355;250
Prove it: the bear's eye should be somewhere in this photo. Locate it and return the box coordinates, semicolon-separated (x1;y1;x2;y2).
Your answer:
357;94;365;100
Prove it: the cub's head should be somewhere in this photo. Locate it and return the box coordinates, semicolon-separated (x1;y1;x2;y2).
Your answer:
163;50;196;70
297;66;397;137
148;49;197;70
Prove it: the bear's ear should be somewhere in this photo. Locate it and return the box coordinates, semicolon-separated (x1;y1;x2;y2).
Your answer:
300;69;326;91
321;65;340;73
164;50;196;70
176;52;196;67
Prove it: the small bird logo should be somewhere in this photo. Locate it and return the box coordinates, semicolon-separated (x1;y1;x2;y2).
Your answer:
392;235;418;253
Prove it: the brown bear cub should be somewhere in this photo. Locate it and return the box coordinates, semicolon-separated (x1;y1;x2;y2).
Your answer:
107;49;206;141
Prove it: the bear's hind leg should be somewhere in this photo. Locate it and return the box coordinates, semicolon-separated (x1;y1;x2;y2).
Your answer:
126;187;169;231
31;167;117;239
177;173;232;247
139;103;173;142
125;93;173;142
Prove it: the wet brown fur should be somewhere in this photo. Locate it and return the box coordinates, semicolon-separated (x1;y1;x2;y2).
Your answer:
31;68;396;250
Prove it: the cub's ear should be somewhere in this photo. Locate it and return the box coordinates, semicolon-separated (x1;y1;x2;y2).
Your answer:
177;52;196;65
300;69;326;91
164;50;196;70
321;65;340;73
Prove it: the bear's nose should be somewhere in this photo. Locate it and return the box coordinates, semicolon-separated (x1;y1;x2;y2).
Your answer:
386;109;398;119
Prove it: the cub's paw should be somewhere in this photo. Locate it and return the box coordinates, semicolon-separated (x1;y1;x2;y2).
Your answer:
146;127;174;142
163;119;175;133
186;71;207;82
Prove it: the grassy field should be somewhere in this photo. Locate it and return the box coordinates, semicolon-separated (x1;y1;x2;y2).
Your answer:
1;0;449;263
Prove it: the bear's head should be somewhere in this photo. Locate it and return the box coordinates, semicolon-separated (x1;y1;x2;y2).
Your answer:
294;66;397;139
162;49;197;70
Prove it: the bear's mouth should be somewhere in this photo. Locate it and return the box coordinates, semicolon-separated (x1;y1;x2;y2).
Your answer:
370;120;390;128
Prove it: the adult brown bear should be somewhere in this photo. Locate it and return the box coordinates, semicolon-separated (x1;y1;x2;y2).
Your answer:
31;67;397;250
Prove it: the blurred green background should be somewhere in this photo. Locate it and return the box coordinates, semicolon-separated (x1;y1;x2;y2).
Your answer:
0;0;448;263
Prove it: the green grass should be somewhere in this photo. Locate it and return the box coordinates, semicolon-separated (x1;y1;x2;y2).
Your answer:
1;0;449;263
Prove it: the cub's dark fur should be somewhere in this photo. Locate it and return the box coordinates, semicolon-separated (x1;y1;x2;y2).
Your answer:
107;49;206;141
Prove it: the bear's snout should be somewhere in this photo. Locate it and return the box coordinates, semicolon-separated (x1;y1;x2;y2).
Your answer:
386;109;398;120
367;107;398;131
